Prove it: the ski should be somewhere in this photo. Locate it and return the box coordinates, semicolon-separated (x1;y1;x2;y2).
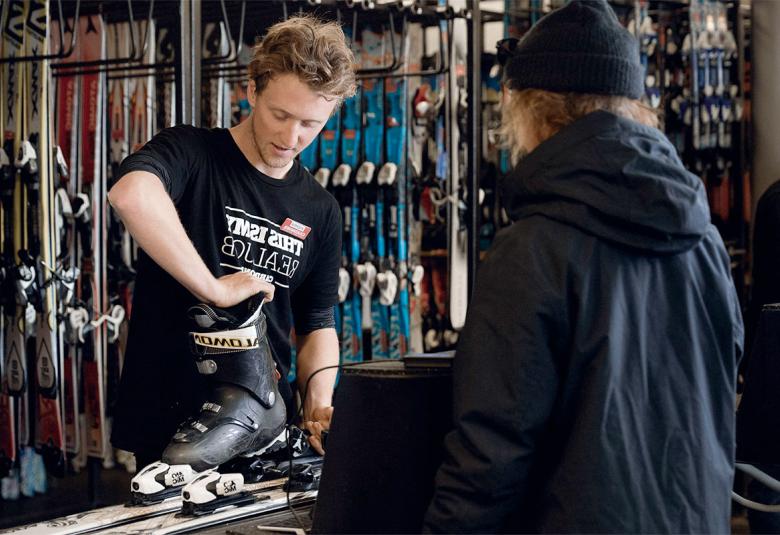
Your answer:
314;82;345;364
24;0;69;480
123;488;316;535
52;14;84;468
155;23;176;131
15;0;52;497
10;457;321;535
77;14;108;462
129;18;153;154
447;9;468;333
359;24;386;360
2;0;28;501
320;13;362;367
202;20;228;128
106;20;133;472
405;21;425;355
379;26;408;359
333;84;362;364
0;0;21;494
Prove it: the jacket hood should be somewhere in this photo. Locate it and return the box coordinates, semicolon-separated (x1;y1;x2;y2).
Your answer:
501;110;711;253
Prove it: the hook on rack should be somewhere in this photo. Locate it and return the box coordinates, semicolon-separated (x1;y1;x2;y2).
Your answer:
202;0;247;67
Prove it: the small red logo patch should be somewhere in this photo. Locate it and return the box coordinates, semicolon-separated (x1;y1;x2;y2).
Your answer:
281;218;311;240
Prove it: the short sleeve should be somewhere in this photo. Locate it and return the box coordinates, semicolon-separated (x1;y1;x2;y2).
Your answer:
291;198;342;320
116;125;204;203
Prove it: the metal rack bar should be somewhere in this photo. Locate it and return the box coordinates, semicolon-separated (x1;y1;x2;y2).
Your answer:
466;0;480;299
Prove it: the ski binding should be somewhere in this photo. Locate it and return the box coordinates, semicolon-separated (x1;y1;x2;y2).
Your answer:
180;471;256;516
129;461;197;505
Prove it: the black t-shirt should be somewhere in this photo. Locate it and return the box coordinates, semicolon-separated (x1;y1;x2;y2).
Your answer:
110;125;341;454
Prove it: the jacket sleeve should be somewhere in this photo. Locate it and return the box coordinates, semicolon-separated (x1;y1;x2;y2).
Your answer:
423;224;566;533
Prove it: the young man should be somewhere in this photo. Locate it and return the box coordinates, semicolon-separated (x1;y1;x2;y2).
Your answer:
424;1;743;532
108;15;356;467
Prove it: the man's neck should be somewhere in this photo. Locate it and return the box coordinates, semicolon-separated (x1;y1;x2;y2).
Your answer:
229;121;292;180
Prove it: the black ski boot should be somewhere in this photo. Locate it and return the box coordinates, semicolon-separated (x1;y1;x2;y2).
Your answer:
161;295;286;472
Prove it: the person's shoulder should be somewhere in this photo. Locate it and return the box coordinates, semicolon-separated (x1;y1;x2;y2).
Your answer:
158;124;208;137
155;124;216;147
494;213;583;248
487;214;597;279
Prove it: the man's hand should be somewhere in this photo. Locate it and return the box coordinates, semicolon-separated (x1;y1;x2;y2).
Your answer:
208;272;275;308
303;406;333;455
109;172;276;308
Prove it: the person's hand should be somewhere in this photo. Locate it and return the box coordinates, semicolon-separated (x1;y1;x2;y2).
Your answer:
208;271;275;308
303;406;333;455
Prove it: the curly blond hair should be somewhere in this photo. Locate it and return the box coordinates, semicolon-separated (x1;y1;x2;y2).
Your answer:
500;89;660;165
248;14;357;103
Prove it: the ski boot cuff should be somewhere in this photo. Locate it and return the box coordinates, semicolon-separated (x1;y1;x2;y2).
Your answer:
188;305;279;409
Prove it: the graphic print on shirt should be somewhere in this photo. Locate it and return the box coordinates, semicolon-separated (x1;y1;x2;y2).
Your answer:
220;206;308;289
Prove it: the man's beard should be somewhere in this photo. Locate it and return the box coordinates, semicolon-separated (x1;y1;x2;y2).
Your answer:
258;144;294;169
251;117;294;169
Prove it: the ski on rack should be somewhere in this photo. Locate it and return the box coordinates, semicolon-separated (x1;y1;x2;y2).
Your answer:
76;14;109;463
333;86;362;364
52;12;82;467
447;9;468;333
379;25;409;359
359;24;386;360
0;0;22;496
25;0;69;480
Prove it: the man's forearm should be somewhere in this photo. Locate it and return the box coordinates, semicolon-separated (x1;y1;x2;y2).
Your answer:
295;328;339;420
108;171;217;302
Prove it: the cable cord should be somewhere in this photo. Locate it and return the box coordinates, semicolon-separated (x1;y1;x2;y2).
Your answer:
731;492;780;513
732;463;780;513
736;463;780;493
284;360;381;528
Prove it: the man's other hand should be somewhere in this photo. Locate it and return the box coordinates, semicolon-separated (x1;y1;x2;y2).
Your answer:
303;406;333;455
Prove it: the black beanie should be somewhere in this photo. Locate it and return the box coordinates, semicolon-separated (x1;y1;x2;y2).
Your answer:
504;0;644;99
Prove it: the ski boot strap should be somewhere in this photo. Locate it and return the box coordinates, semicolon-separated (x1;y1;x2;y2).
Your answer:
178;402;264;437
190;324;262;358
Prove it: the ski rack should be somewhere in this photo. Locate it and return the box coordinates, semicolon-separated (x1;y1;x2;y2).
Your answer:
50;0;156;72
0;0;81;63
201;2;407;81
354;8;451;80
198;4;453;92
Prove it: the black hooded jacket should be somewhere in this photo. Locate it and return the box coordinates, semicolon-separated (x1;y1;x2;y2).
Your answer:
424;111;743;533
